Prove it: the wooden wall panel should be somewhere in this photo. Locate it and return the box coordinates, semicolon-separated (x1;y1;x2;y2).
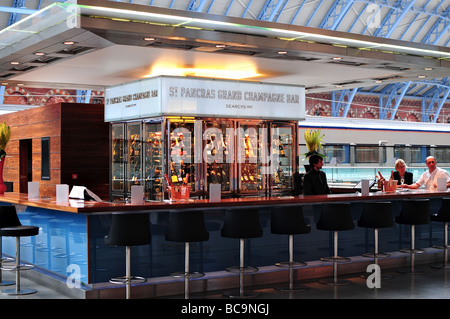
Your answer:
60;103;109;200
0;103;109;199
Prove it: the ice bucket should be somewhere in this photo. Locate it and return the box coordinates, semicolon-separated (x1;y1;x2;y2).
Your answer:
168;185;191;201
384;180;397;193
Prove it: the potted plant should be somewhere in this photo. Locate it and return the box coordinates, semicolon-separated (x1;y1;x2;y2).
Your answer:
0;122;11;194
303;129;324;171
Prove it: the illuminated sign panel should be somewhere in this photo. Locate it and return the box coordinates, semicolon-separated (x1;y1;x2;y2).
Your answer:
105;76;305;121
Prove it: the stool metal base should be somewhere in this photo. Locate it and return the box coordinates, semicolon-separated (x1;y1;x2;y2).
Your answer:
223;290;260;298
396;267;426;275
319;278;352;286
2;287;36;295
276;285;309;292
429;263;450;270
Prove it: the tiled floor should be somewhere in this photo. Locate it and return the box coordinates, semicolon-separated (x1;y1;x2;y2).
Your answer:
1;261;449;300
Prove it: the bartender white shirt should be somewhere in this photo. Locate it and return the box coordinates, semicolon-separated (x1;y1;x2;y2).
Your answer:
415;167;450;190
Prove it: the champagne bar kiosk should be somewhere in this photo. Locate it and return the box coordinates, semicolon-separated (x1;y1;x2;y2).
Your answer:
105;76;305;201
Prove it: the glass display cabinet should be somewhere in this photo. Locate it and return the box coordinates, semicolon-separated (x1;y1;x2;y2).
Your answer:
110;117;298;201
106;76;305;201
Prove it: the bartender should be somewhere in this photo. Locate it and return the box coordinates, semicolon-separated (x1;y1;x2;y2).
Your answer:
303;154;331;195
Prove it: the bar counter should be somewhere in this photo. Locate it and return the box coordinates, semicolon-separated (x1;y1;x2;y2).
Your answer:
1;188;448;213
0;189;449;288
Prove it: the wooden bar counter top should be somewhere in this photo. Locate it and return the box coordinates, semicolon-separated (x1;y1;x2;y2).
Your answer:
1;189;448;214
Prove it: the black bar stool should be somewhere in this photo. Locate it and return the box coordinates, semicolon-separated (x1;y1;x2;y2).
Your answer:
0;206;39;295
316;203;354;286
430;198;450;269
395;199;430;275
105;212;151;299
358;201;394;279
271;205;310;292
165;210;209;299
221;207;263;298
0;222;14;287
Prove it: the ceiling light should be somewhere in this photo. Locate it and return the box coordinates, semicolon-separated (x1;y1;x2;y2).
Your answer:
144;37;155;41
417;75;426;78
63;41;75;45
215;44;226;48
34;52;45;56
10;61;19;65
278;51;288;55
424;67;433;71
1;83;8;86
332;57;342;60
145;67;261;80
375;80;383;83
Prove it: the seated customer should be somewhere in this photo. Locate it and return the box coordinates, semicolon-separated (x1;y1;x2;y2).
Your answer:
303;154;331;195
393;159;413;185
403;156;450;190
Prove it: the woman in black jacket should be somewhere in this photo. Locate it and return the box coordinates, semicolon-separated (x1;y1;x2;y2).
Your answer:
393;159;413;185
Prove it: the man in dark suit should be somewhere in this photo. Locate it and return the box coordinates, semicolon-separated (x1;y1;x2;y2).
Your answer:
303;154;331;195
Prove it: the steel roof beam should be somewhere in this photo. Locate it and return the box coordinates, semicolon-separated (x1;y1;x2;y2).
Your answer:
331;88;358;117
319;0;355;30
374;0;417;38
257;0;286;22
379;81;411;120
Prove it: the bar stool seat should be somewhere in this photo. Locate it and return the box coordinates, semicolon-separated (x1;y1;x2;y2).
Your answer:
105;212;151;299
165;210;209;299
316;203;354;286
271;205;310;292
221;208;263;298
395;199;430;275
0;206;39;295
430;198;450;269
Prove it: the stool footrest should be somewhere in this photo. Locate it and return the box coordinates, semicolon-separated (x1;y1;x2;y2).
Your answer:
320;256;351;263
2;264;34;271
170;271;204;278
362;252;391;258
432;245;449;250
399;248;424;254
275;261;307;268
109;276;147;285
226;266;258;273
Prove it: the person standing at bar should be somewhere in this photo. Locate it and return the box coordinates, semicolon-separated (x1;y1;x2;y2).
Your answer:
403;156;450;190
303;154;331;195
393;159;413;186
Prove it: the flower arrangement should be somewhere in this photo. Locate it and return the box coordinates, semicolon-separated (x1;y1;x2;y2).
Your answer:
0;122;11;159
303;129;324;158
